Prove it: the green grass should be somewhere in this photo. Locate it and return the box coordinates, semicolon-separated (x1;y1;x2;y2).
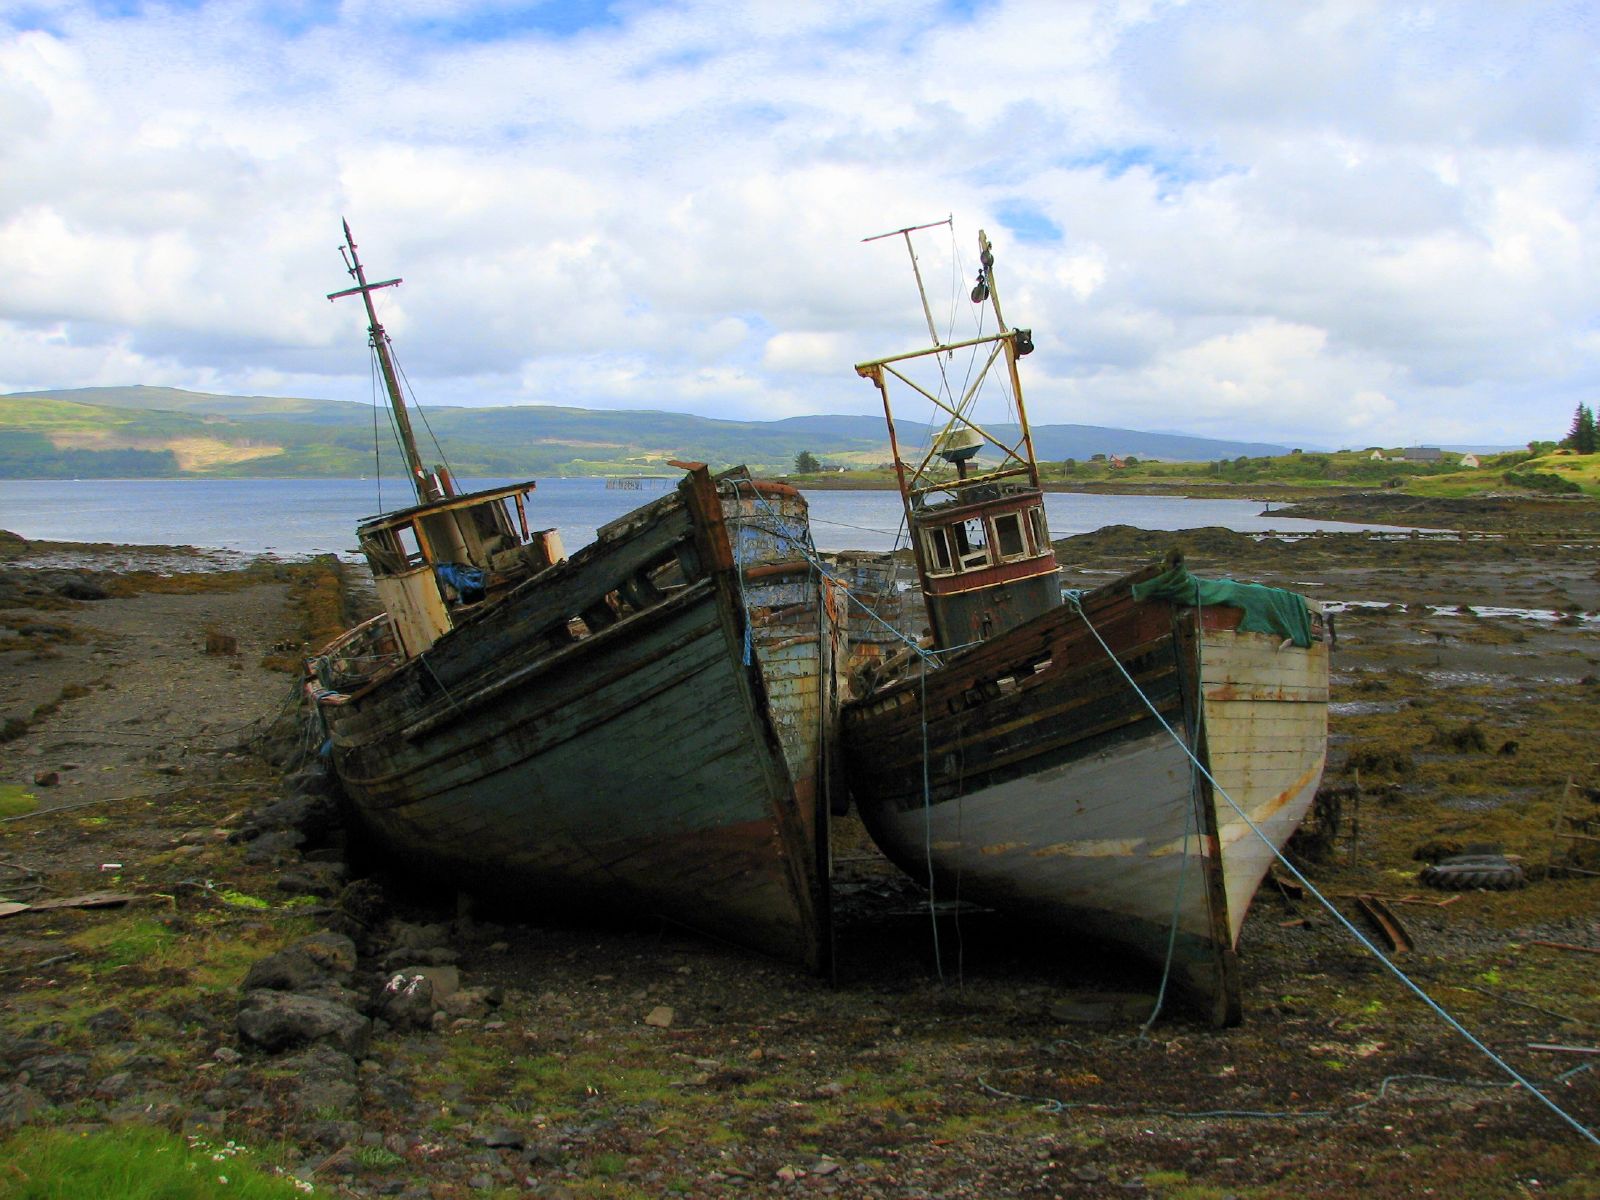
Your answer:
0;1125;313;1199
66;917;177;969
0;784;37;818
1408;451;1600;498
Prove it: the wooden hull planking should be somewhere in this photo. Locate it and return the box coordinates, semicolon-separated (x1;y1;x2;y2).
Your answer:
316;476;833;973
842;569;1328;1023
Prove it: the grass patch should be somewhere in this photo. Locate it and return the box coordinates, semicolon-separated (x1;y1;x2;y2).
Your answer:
0;1125;311;1199
353;1145;404;1170
66;917;177;970
0;784;37;818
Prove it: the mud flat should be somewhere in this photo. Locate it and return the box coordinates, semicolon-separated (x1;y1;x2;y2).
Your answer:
1;506;1597;1199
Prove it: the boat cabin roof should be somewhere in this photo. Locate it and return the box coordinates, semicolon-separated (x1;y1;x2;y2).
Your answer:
357;480;539;536
910;481;1044;524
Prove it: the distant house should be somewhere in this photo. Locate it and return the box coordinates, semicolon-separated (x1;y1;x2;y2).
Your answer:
1402;446;1444;462
1369;450;1386;461
1459;453;1480;469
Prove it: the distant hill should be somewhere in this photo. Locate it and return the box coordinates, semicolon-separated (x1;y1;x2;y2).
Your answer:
1;386;1293;479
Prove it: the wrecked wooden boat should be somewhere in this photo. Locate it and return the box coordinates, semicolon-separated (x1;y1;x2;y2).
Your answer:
306;223;835;971
839;223;1329;1024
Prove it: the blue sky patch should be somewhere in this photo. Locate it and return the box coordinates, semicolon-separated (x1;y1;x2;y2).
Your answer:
406;1;623;44
995;201;1062;245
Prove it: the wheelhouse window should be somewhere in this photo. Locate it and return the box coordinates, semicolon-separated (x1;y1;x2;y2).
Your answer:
956;518;990;570
1029;506;1049;553
994;511;1026;559
924;526;954;575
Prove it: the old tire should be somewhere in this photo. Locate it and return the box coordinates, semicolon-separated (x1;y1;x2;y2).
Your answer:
1419;855;1526;891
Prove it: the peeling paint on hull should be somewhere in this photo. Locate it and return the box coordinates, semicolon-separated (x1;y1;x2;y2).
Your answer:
315;477;835;973
842;564;1328;1024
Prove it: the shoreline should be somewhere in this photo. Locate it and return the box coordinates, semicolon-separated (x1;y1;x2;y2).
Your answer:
1;516;1597;1194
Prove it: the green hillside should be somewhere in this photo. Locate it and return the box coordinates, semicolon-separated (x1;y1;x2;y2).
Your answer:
0;385;1374;483
1017;447;1600;498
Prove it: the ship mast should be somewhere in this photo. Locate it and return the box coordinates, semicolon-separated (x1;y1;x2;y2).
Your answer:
328;220;445;505
856;222;1056;649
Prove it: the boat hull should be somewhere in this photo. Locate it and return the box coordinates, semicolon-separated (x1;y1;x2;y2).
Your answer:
315;475;832;972
841;568;1328;1023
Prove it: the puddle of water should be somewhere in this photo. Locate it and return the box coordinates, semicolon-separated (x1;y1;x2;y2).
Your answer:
1419;669;1514;688
12;547;264;574
1323;599;1599;626
1426;604;1600;626
1329;700;1407;715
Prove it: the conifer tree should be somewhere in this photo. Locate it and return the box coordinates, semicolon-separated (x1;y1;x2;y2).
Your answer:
1564;404;1597;454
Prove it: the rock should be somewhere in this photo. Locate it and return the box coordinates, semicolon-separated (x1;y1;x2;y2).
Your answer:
55;574;108;601
379;945;458;971
644;1006;675;1028
388;921;453;953
299;931;359;976
17;1053;92;1098
316;1147;360;1176
0;1083;49;1130
248;792;343;843
86;1008;133;1038
364;1071;413;1110
521;1139;567;1167
0;1035;54;1068
241;932;357;993
242;949;328;994
440;988;491;1020
242;828;304;864
297;1118;364;1151
31;770;58;787
284;765;340;800
277;1046;361;1119
277;862;348;898
474;1127;525;1149
334;879;388;929
375;973;437;1031
92;1072;135;1100
391;964;459;999
236;990;371;1057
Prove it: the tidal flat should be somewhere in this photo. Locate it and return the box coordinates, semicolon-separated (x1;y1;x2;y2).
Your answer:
0;497;1596;1198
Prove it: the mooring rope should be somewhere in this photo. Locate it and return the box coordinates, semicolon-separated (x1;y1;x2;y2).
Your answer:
1064;592;1599;1146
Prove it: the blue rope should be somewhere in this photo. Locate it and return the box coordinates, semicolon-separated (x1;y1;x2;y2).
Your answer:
730;506;752;666
919;657;944;982
1064;592;1599;1147
1138;596;1208;1040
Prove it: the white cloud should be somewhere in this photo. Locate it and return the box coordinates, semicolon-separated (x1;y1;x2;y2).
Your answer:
0;0;1594;448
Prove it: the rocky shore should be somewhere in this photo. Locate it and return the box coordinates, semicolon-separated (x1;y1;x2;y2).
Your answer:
1;503;1596;1198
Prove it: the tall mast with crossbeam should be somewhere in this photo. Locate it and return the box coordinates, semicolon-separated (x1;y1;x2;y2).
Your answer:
328;220;444;505
855;221;1057;649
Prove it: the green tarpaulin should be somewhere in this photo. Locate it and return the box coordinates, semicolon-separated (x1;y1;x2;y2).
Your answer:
1130;565;1315;648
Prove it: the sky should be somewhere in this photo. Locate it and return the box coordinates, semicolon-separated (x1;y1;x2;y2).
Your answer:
0;1;1596;449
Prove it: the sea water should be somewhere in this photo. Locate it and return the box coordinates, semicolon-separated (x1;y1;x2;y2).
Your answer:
0;476;1415;559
